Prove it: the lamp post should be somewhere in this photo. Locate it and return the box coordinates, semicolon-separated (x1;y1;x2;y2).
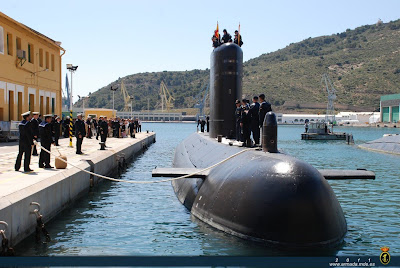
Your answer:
110;85;118;117
66;64;78;147
130;96;134;118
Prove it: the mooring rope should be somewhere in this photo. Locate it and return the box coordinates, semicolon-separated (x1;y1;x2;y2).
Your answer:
34;141;254;184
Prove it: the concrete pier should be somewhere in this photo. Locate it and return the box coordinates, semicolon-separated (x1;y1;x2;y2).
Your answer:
0;132;156;247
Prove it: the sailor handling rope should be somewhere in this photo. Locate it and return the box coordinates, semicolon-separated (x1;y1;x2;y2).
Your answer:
34;140;254;184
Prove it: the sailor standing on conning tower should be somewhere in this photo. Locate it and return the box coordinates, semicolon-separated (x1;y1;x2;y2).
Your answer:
15;111;34;172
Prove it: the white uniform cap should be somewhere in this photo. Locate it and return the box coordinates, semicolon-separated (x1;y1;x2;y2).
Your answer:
77;113;82;117
21;111;31;116
44;114;53;118
32;112;39;115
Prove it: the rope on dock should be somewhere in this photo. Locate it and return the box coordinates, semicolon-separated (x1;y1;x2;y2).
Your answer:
34;141;254;184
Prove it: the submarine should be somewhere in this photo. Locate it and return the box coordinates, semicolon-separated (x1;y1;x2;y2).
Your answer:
153;43;374;248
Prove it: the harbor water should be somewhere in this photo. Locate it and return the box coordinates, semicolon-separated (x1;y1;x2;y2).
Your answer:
15;123;400;256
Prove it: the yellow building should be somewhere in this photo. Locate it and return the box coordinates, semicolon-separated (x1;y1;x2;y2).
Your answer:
0;12;65;121
84;108;117;119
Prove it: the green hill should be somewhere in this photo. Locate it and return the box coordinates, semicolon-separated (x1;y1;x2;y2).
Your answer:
82;19;400;113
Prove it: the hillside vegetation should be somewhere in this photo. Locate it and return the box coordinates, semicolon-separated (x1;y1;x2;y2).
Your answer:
82;19;400;113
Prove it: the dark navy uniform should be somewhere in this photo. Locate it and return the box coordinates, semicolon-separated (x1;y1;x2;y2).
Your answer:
235;106;243;141
96;119;102;140
113;120;120;137
63;118;70;138
222;33;232;43
39;121;54;168
54;120;61;146
75;119;86;154
259;101;272;127
15;119;34;171
241;104;251;146
128;121;135;138
234;34;243;47
100;120;109;142
31;118;40;155
249;102;260;144
200;120;206;132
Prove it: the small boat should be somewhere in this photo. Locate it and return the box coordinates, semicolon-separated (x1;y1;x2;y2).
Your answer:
302;122;348;140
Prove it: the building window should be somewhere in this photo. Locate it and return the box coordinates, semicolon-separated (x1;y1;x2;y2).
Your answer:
51;98;55;113
39;48;43;67
16;36;21;51
29;94;35;111
46;97;50;114
45;51;49;69
0;26;4;54
7;33;13;55
51;54;54;71
28;43;34;63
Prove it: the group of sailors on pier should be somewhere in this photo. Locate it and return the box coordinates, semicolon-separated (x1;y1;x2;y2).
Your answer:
212;29;243;48
14;110;143;172
235;94;272;147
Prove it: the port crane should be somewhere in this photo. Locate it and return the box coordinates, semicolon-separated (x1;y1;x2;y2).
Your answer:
194;82;209;120
120;81;132;112
321;73;337;123
159;81;175;111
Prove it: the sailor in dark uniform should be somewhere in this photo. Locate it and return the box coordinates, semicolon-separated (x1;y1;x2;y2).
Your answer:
129;118;135;138
15;111;34;172
113;118;120;137
100;116;109;144
235;100;242;141
212;35;220;48
241;99;251;147
39;114;55;168
221;29;232;44
30;112;40;156
75;114;86;154
63;116;70;138
54;116;62;146
200;119;206;132
96;116;103;140
249;96;260;145
234;30;243;47
258;94;272;127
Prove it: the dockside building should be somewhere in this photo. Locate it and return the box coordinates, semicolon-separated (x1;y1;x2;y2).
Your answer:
0;12;65;121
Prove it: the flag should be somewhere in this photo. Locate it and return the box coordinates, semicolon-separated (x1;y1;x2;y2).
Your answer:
238;22;241;45
214;21;219;39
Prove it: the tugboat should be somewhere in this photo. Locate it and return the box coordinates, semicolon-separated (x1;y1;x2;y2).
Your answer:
152;42;374;248
301;121;350;141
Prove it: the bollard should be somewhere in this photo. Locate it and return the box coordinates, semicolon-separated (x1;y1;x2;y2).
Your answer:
217;135;223;143
262;112;278;153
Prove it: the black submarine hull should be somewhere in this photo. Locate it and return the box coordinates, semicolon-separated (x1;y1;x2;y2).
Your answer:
171;42;347;248
172;133;347;248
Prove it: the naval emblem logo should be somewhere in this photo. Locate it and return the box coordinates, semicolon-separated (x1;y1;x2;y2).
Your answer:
380;246;390;265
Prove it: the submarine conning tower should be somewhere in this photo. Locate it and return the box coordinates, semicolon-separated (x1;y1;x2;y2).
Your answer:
209;43;243;139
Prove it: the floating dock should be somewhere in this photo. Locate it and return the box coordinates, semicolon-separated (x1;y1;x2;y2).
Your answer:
0;132;156;247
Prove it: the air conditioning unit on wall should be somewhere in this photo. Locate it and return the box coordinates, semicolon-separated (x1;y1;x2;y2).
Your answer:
17;49;26;59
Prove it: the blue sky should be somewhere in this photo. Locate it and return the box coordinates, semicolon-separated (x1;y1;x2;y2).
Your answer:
2;0;400;99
